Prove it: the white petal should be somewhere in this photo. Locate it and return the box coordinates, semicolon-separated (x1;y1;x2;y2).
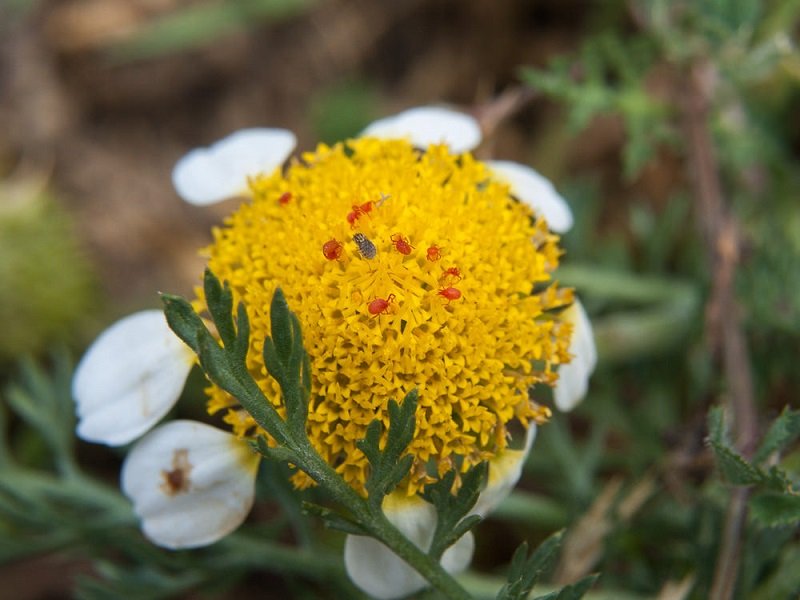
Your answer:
344;495;474;599
121;420;259;549
361;106;482;153
472;425;537;517
488;160;574;233
554;299;597;412
73;311;194;446
172;128;296;205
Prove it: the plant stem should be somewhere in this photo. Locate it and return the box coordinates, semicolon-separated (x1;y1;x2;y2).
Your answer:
683;59;758;600
293;442;473;600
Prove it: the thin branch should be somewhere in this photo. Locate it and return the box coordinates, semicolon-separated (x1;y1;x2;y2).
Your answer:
472;86;539;140
682;60;758;600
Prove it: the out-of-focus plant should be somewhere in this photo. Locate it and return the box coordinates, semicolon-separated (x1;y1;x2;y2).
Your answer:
109;0;319;62
516;1;800;599
0;175;95;362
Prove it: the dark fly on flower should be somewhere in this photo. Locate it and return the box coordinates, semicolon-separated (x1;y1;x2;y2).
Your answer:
353;233;377;259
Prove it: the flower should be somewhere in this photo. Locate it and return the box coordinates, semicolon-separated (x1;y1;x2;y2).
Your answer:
73;106;596;598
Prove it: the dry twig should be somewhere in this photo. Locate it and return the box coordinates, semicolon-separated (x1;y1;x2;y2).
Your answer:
682;60;759;600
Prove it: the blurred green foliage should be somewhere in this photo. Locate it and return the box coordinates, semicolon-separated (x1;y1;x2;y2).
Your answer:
0;177;95;363
109;0;319;62
518;1;800;599
1;0;799;598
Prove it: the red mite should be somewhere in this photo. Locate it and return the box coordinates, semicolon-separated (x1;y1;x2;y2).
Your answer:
346;201;375;227
426;245;442;261
438;287;462;304
322;238;344;260
278;192;293;205
368;293;395;316
441;267;462;283
390;233;414;255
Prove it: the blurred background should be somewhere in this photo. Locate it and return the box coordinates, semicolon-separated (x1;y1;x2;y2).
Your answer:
1;0;799;599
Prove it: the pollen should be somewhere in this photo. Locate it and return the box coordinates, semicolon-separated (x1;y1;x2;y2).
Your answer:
198;138;575;495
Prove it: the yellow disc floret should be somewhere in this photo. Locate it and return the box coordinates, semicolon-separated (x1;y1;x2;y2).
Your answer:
198;138;574;495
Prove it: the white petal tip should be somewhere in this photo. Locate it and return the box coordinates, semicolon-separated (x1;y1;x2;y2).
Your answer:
554;300;597;412
344;496;474;599
472;425;537;517
172;128;296;206
122;421;259;549
362;106;482;153
73;311;194;446
488;160;574;233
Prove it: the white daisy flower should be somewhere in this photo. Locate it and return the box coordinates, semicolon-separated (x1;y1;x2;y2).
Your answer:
73;105;595;596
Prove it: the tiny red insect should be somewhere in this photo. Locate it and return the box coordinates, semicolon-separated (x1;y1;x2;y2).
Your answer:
390;233;414;255
346;201;375;227
441;266;462;284
426;245;442;261
368;293;396;316
438;287;462;304
322;238;344;260
278;192;292;205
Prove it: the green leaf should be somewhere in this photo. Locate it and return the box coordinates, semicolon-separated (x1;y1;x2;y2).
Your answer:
302;502;369;536
706;406;791;491
270;288;295;367
422;462;488;560
262;288;309;434
357;390;418;511
709;440;765;485
753;407;800;465
233;302;251;363
203;268;236;348
707;405;726;444
251;436;297;464
108;0;318;62
161;293;205;353
708;437;791;492
750;491;800;527
496;531;564;600
3;352;76;472
551;574;600;600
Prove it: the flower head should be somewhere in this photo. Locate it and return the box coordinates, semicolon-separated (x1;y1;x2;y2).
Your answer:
72;106;596;597
200;135;574;497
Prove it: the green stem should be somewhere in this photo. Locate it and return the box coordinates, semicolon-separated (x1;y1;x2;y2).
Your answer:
292;442;473;600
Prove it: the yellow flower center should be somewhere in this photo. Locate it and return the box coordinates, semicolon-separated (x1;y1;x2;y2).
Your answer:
198;138;574;495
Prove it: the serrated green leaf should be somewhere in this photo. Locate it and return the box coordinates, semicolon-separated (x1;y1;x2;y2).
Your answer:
302;502;369;536
262;337;286;385
750;491;800;526
496;531;564;600
707;405;726;444
356;420;383;466
383;455;414;495
709;439;791;491
270;287;294;367
161;293;205;353
753;407;800;465
423;462;487;560
356;390;418;510
385;391;418;460
709;439;765;485
203;268;235;347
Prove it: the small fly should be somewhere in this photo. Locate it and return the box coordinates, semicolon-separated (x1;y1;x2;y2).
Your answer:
353;233;377;259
